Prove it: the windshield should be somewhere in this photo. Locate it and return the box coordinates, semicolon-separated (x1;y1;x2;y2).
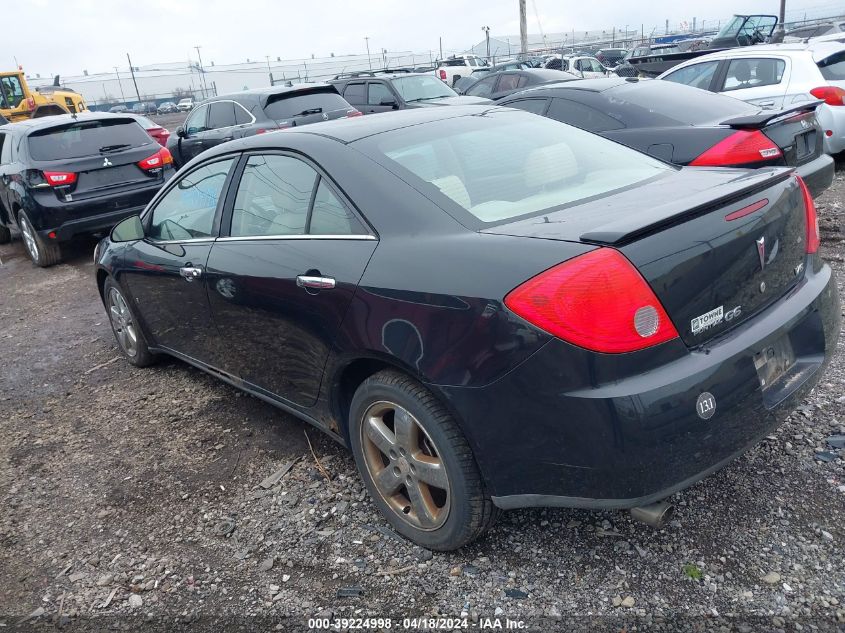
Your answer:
365;110;672;225
716;15;777;39
28;119;152;160
392;76;457;102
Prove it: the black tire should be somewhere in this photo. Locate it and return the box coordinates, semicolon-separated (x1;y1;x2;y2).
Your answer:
0;223;10;244
103;277;157;367
349;369;498;550
18;210;61;267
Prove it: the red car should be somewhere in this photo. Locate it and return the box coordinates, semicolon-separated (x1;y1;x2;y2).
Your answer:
127;114;170;146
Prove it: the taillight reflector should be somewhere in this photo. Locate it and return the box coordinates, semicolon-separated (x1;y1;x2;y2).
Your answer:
346;109;363;117
137;147;173;170
43;171;77;187
796;175;819;254
504;248;679;353
810;86;845;106
690;130;782;166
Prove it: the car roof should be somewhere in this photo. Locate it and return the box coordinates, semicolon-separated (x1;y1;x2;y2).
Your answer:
208;105;501;147
0;111;139;133
332;72;433;82
499;68;578;81
199;82;337;108
512;77;637;93
672;40;845;64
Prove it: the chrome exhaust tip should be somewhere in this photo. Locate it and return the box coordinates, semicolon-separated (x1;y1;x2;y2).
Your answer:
629;500;674;528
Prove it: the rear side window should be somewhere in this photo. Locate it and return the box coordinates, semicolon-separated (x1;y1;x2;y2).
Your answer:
343;83;366;105
496;74;526;92
818;51;845;80
504;98;548;114
310;179;366;235
264;90;350;119
207;102;237;129
466;76;497;97
28;120;153;160
662;61;720;90
547;98;624;133
723;58;785;91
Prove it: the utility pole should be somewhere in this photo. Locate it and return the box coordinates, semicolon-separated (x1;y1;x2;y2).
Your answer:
113;66;126;103
519;0;528;58
439;37;443;61
126;53;141;102
771;0;786;42
265;55;273;86
482;26;491;60
364;37;372;70
194;46;208;99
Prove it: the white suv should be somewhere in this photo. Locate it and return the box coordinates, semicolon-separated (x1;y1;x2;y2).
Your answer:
658;42;845;154
176;98;194;112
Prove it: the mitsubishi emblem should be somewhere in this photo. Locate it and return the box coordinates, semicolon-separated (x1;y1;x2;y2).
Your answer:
103;157;113;167
756;236;766;271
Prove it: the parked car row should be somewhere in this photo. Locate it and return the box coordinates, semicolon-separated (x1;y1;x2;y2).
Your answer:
0;53;841;552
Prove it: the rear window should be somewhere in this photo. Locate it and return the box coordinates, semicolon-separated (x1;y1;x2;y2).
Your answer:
818;50;845;80
28;119;153;161
263;89;350;120
365;110;672;225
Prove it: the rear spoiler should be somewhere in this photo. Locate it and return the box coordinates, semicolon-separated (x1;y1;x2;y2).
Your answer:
720;100;824;129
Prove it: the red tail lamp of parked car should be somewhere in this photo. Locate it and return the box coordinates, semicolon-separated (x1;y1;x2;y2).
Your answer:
505;248;679;353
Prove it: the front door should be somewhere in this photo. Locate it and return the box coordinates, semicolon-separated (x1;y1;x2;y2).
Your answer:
205;152;377;407
365;82;397;114
121;157;237;362
176;104;209;165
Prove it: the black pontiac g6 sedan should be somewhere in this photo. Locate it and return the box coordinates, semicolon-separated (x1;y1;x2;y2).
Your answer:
95;106;840;550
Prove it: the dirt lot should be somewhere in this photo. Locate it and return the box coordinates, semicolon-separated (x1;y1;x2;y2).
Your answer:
1;159;844;632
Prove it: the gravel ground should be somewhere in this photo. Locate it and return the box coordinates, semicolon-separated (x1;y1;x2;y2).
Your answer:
0;159;844;632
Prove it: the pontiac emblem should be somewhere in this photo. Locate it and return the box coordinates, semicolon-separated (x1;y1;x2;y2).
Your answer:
756;236;766;271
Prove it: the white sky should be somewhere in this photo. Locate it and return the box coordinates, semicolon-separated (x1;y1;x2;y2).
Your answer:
9;0;841;76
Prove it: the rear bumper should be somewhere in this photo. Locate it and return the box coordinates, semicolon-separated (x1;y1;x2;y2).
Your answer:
436;258;840;509
26;178;167;242
816;105;845;155
796;153;835;198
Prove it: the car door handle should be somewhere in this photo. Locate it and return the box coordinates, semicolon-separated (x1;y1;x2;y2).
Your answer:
296;275;335;289
758;100;775;108
180;266;203;281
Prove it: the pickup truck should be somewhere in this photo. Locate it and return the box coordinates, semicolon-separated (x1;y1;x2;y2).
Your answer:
435;55;489;87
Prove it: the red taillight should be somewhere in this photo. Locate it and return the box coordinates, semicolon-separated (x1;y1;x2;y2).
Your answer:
137;147;173;170
810;86;845;106
43;171;77;187
504;248;679;353
797;175;819;254
439;69;447;81
346;109;363;117
690;130;782;166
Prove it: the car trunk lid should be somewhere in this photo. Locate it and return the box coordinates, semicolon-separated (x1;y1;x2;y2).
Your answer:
483;167;807;346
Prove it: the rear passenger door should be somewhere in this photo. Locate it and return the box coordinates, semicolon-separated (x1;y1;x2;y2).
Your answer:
205;152;377;407
198;101;240;153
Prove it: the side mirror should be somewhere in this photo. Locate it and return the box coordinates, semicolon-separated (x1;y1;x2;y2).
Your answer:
380;97;398;108
111;215;145;242
176;126;186;138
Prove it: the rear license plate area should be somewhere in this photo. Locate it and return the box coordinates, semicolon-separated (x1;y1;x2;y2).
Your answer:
754;336;796;391
795;130;816;161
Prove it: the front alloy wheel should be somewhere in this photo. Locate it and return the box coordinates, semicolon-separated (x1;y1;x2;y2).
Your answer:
108;286;139;358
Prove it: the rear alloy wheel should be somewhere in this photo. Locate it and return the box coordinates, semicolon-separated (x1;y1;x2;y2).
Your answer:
104;277;156;367
18;210;61;267
349;370;498;550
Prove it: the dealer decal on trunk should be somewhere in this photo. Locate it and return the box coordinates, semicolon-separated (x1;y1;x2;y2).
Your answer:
690;305;742;336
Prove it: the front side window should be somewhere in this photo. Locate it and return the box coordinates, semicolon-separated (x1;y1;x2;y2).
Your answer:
148;159;234;241
231;155;317;237
368;82;394;105
185;105;209;135
723;58;785;91
662;61;720;90
466;76;497;98
369;110;671;225
0;75;24;109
